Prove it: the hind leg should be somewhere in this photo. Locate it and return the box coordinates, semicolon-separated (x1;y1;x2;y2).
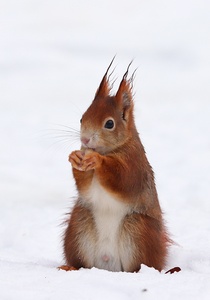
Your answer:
63;202;96;270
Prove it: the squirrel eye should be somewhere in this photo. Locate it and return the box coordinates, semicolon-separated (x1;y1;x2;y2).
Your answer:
104;119;114;129
80;118;82;124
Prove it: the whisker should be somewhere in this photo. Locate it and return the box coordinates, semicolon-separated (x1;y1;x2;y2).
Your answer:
50;123;80;132
37;124;81;155
43;128;80;136
46;138;79;154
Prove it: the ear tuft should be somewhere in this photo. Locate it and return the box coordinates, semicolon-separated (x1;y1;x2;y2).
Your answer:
116;61;134;109
94;56;115;99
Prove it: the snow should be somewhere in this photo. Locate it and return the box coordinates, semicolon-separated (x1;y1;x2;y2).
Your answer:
0;0;210;299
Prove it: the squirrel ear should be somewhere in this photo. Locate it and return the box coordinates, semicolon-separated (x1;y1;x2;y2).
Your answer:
94;57;115;99
116;62;134;119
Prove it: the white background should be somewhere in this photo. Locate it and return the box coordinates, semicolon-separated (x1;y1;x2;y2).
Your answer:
0;0;210;299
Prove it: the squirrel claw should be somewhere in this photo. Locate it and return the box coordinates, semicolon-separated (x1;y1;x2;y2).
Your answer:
165;267;181;274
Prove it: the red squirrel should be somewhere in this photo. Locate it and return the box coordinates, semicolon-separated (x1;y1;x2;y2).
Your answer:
61;59;170;272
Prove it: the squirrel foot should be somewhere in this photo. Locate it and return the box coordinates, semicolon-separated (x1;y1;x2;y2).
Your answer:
58;265;78;271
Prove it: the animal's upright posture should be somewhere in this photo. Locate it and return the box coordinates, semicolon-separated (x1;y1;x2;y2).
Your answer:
62;60;169;272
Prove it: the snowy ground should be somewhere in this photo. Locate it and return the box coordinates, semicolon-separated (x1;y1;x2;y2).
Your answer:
0;0;210;299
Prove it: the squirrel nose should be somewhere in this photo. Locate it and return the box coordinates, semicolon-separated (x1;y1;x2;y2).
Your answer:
81;137;90;146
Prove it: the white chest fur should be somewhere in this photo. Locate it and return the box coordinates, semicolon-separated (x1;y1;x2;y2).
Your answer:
85;176;131;271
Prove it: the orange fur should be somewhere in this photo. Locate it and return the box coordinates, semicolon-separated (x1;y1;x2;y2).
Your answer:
63;60;170;272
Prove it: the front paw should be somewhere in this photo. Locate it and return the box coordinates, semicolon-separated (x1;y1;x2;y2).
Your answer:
69;150;102;172
69;150;85;171
81;150;102;171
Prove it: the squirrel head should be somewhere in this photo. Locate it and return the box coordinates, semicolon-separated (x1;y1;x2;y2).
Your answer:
80;59;137;154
